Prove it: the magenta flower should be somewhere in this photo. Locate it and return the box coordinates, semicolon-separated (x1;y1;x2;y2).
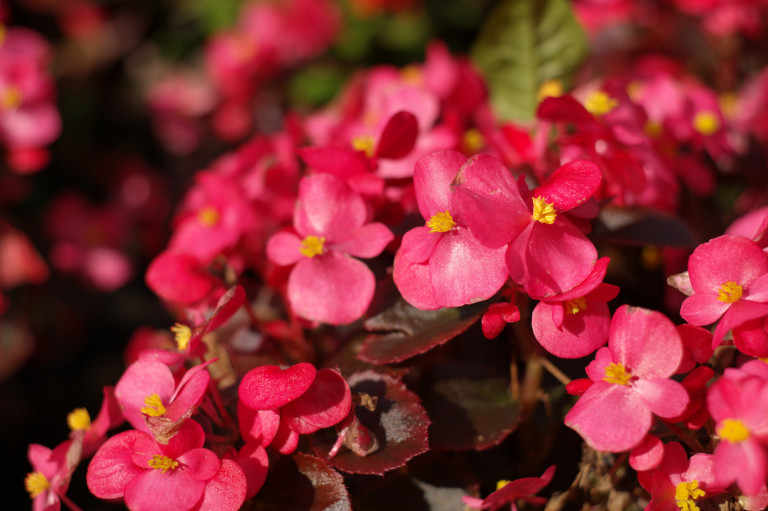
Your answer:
530;257;618;358
462;465;555;511
452;153;601;298
267;173;393;324
680;234;768;344
707;360;768;496
637;442;723;511
87;419;244;511
115;358;212;440
565;305;689;452
393;150;509;310
25;440;74;511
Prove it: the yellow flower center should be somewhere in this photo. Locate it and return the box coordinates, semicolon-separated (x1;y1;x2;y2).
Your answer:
148;455;179;473
675;480;705;511
141;393;166;417
644;120;662;138
495;479;511;491
1;86;22;110
67;407;91;431
584;91;618;116
400;65;422;85
693;111;719;136
352;134;376;158
426;211;456;233
531;196;557;224
462;128;485;154
603;363;632;385
25;472;50;498
717;281;742;303
299;235;325;258
626;81;643;102
565;297;587;315
170;323;192;351
537;79;563;101
198;206;220;228
719;93;737;120
718;418;750;443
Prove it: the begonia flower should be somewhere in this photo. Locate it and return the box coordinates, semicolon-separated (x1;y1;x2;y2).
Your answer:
680;234;768;344
87;419;244;511
462;465;555;511
707;360;768;496
25;441;75;511
67;386;124;458
565;305;689;452
392;150;509;309
637;441;723;511
266;173;393;324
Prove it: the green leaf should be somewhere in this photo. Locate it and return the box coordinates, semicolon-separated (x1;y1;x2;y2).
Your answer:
471;0;587;122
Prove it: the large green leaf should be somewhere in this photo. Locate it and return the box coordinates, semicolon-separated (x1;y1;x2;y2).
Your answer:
471;0;587;122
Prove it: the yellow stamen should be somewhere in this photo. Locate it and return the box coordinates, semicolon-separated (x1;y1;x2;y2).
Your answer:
148;454;179;473
718;418;750;443
198;206;220;227
25;472;50;498
603;363;632;385
426;211;456;233
693;111;719;136
141;393;166;417
300;235;325;258
719;93;737;120
0;25;6;46
537;79;563;101
495;479;511;491
67;407;91;431
675;480;705;511
717;281;742;303
1;86;22;110
644;120;662;138
531;196;557;224
462;128;485;154
400;65;422;85
626;81;643;102
584;91;618;116
352;135;376;158
170;323;192;351
565;297;587;315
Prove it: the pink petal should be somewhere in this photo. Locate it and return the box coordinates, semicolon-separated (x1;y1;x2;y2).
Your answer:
713;300;768;344
282;368;351;434
452;153;530;248
294;174;366;243
288;253;375;324
413;150;466;219
298;146;370;178
266;231;303;266
235;443;269;499
238;363;316;410
145;251;214;305
632;378;689;418
400;226;441;264
565;382;651;452
334;222;393;259
746;272;768;302
237;403;281;446
538;257;612;302
192;459;247;511
270;420;300;454
534;159;601;212
429;229;508;308
376;111;418;159
680;293;730;326
166;363;211;422
86;430;146;499
609;305;682;379
714;440;767;496
628;434;663;471
124;468;205;511
177;448;221;481
392;249;440;310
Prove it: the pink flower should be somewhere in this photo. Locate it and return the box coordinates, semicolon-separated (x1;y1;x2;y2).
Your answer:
707;360;768;496
393;150;510;309
87;419;245;511
530;257;618;358
462;465;555;511
680;234;768;344
565;305;689;452
25;441;75;511
637;442;723;511
267;173;393;324
115;358;211;441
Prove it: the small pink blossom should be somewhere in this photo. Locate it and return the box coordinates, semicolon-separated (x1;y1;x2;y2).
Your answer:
462;465;555;511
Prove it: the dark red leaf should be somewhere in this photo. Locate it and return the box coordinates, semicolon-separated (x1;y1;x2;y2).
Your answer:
359;300;487;364
419;362;519;451
593;206;697;247
311;371;430;475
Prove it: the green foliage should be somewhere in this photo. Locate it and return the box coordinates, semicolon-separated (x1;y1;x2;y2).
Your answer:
471;0;587;122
